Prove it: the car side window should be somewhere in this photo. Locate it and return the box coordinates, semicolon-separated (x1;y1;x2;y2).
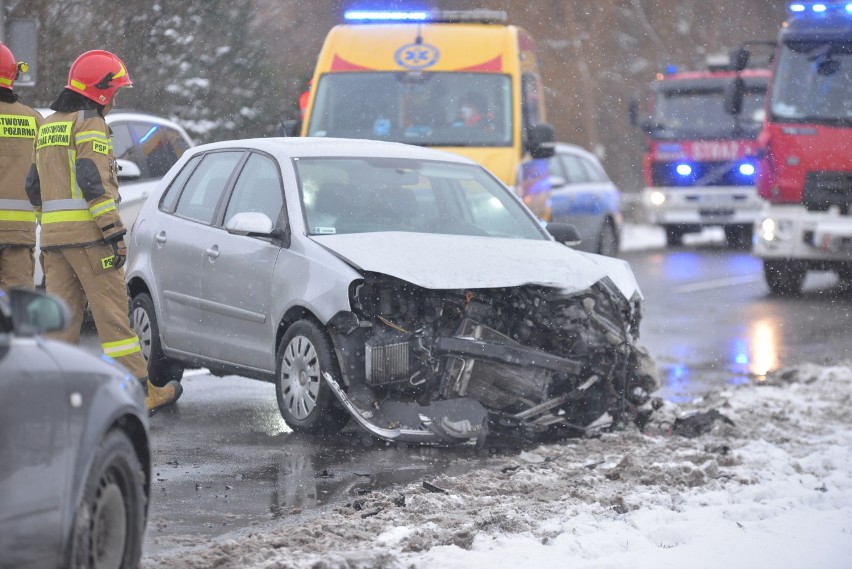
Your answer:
580;156;610;183
559;153;592;184
129;122;190;179
160;155;202;212
111;123;136;163
173;151;243;224
547;154;567;181
223;153;284;227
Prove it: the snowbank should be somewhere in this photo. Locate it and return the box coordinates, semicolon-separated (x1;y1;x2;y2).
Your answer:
142;363;852;569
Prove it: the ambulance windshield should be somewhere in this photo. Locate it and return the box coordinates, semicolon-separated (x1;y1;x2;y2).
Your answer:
307;72;513;147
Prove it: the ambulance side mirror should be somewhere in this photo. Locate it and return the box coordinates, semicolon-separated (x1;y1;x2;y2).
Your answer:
527;123;556;159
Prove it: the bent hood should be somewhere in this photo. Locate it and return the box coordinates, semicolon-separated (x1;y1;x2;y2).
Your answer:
311;232;642;299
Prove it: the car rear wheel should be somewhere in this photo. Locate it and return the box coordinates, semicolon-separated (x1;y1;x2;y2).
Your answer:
131;293;184;387
764;259;806;296
597;218;619;257
664;225;685;247
69;429;146;569
275;320;350;434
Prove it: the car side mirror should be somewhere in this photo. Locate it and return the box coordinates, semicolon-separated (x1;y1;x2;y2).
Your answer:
277;119;300;137
724;77;745;116
639;118;659;135
526;123;556;159
225;212;274;236
6;288;70;336
116;159;142;181
546;222;582;246
628;97;639;127
549;175;568;189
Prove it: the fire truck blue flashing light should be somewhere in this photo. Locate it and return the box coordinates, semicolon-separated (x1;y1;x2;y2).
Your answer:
676;164;693;177
739;163;756;176
344;10;429;22
789;2;852;13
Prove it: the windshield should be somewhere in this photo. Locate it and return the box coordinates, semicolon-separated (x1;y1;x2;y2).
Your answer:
307;72;512;147
295;157;545;240
771;40;852;125
651;83;766;140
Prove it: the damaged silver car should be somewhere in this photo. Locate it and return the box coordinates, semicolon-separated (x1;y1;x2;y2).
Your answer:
126;138;658;445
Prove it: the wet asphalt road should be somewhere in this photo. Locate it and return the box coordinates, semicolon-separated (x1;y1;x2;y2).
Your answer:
624;238;852;403
78;234;852;556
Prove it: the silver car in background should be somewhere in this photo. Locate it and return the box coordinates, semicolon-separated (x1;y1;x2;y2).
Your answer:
547;142;623;257
0;287;150;569
34;110;193;286
126;138;657;446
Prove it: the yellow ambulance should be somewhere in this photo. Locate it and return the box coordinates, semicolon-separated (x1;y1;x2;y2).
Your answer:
300;9;556;217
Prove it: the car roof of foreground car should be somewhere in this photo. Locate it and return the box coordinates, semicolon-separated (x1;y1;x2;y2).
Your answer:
187;137;480;163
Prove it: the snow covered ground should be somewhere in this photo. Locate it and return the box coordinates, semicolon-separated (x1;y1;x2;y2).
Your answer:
142;362;852;569
141;225;851;568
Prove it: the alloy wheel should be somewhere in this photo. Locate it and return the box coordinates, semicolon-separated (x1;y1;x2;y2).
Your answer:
279;335;321;421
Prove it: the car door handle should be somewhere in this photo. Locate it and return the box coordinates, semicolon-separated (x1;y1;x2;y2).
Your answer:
206;246;220;259
156;231;167;244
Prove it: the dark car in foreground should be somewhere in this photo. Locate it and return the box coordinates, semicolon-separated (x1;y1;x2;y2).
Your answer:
127;137;658;446
0;288;150;569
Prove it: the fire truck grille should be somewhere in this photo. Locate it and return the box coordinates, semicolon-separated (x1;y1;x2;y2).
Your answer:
651;161;754;187
803;171;852;215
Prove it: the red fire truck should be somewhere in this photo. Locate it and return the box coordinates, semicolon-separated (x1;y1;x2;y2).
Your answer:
748;2;852;295
634;58;771;247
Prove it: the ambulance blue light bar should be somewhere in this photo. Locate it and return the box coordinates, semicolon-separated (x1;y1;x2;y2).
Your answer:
343;9;508;24
344;10;429;22
788;2;852;14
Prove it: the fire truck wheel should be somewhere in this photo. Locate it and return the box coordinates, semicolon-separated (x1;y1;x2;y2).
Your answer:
764;259;806;296
724;225;753;250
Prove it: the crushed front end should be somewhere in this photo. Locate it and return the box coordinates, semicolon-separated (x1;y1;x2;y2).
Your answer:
325;272;659;445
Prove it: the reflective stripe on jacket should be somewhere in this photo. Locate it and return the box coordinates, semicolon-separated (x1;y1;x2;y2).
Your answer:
26;110;125;249
0;102;43;246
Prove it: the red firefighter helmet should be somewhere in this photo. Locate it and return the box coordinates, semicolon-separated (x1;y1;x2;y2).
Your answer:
0;42;20;90
66;50;132;105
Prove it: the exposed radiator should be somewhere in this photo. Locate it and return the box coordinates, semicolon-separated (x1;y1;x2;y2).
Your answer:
365;340;410;385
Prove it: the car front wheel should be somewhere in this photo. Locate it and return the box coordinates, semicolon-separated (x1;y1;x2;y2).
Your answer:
131;293;184;387
69;429;146;569
275;320;350;434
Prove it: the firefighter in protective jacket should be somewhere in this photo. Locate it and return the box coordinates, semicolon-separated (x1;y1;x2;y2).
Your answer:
25;50;182;415
0;42;42;289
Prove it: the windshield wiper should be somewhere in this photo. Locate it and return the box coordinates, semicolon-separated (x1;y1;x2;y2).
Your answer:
775;114;852;127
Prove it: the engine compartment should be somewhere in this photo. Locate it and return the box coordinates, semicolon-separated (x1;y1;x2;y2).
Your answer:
327;272;659;443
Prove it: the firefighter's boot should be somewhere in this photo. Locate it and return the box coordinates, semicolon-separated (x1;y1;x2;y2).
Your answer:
143;379;183;416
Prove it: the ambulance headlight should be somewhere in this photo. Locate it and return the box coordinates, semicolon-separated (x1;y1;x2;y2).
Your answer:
649;190;666;206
